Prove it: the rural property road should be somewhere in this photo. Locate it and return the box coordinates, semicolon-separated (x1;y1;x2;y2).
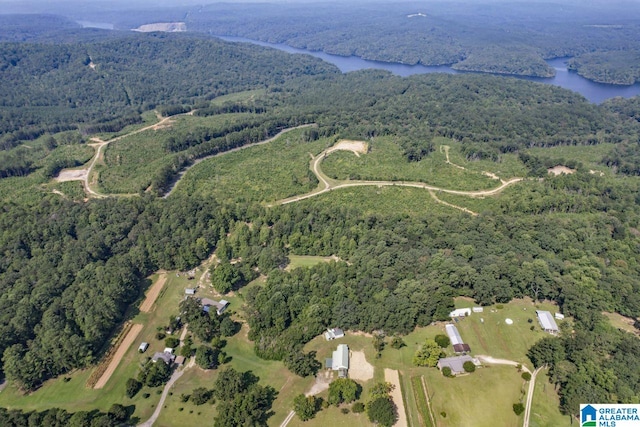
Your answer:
476;355;542;427
522;366;544;427
277;144;524;206
137;367;186;427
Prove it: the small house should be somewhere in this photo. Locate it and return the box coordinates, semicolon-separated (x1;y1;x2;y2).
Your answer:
437;355;480;375
326;344;349;377
152;352;175;364
201;298;230;316
185;288;196;295
536;310;559;334
138;342;149;353
449;308;471;318
324;328;345;341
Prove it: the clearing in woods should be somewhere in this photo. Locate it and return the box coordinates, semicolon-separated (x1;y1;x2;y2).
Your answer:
140;273;167;313
93;323;143;389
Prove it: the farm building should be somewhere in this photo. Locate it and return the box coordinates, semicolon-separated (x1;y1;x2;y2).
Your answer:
174;356;185;366
324;328;345;340
555;313;565;320
536;310;559;334
437;355;480;375
326;344;349;377
201;298;230;316
472;306;484;313
449;308;471;318
446;324;471;353
152;351;175;364
138;342;149;353
185;288;196;295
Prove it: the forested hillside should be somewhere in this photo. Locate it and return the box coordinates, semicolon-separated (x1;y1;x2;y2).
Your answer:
1;20;640;421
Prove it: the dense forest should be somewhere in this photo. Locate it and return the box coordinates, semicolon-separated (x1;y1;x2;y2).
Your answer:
1;16;640;421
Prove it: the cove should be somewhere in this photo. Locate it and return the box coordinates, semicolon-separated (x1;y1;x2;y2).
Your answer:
218;36;640;104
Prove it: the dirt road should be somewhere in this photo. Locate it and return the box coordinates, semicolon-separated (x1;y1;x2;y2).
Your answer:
140;273;167;313
277;142;524;206
94;323;143;389
523;367;543;427
385;368;408;427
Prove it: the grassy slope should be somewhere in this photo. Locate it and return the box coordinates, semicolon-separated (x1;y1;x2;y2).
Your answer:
320;137;508;191
173;130;328;203
529;368;572;427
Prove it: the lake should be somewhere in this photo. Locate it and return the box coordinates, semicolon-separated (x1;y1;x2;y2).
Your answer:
218;36;640;104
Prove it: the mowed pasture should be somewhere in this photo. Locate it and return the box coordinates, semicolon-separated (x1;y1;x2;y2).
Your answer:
423;365;524;427
452;297;563;368
320;137;507;191
529;368;571;427
172;130;328;203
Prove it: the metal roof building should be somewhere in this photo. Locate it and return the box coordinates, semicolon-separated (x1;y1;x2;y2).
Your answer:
446;324;464;345
536;310;559;334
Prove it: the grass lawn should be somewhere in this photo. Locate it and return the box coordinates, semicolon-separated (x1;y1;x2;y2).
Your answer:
603;311;639;336
173;130;328;203
424;365;524;427
321;137;504;191
287;255;337;270
529;368;571;427
452;298;562;369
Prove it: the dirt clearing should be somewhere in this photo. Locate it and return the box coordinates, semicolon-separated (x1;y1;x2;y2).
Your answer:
93;323;143;389
140;273;167;313
384;368;408;427
548;165;575;175
327;139;368;157
56;169;88;182
349;350;374;382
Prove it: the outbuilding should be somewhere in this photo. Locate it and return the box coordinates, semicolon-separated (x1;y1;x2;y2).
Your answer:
324;328;345;341
536;310;559;334
138;342;149;353
201;298;230;316
449;308;471;318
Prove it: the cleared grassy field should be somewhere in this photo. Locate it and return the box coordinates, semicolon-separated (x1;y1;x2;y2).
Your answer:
299;185;462;218
452;297;562;368
321;137;504;191
98;113;257;194
287;255;337;270
527;143;615;173
443;138;528;179
529;368;571;427
424;365;524;427
410;375;434;427
603;311;639;336
173;130;327;203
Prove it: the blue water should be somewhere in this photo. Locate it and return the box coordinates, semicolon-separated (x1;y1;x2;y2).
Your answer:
219;36;640;104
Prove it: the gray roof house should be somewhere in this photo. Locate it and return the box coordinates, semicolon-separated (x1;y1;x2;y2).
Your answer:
324;328;345;340
536;310;559;334
152;352;175;364
437;355;479;375
201;298;230;316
